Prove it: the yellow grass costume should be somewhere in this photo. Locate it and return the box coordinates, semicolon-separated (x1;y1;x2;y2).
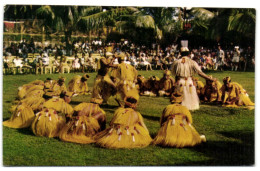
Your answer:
196;80;204;98
59;103;106;144
18;80;44;99
222;77;254;109
11;96;45;112
31;108;66;137
95;107;152;149
202;78;222;102
111;56;138;106
193;77;204;100
57;77;67;93
136;75;148;95
153;104;206;147
68;74;89;95
91;54;117;104
95;92;152;149
142;76;160;96
43;97;74;116
158;70;175;96
3;104;35;128
24;87;44;99
43;79;61;98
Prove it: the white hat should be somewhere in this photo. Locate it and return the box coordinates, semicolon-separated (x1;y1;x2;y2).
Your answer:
180;40;189;52
235;46;239;49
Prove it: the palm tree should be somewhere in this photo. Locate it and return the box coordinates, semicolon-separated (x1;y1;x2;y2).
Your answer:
79;7;179;49
35;5;103;49
227;8;255;39
206;8;255;46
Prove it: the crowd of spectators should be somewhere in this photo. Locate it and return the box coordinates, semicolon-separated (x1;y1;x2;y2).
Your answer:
3;37;255;74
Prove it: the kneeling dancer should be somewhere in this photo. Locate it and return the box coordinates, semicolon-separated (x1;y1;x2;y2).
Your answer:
95;91;152;148
59;102;106;144
221;76;254;109
153;103;206;148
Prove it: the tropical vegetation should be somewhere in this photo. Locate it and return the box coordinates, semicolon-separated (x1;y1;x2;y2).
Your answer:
4;5;256;49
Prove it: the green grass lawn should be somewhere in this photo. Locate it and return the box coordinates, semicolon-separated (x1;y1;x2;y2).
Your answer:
2;70;255;166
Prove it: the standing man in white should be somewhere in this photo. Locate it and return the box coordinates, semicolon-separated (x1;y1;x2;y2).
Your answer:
171;40;215;110
232;46;240;71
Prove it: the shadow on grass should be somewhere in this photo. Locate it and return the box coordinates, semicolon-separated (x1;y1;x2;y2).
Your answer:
3;117;11;121
142;114;160;122
17;127;35;136
69;101;83;105
5;100;13;103
101;105;120;114
177;130;254;166
100;104;119;109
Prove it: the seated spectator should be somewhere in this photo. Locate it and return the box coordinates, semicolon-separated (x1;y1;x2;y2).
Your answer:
22;58;32;69
154;56;164;70
85;56;96;72
79;54;86;72
42;53;50;66
212;56;217;70
123;54;131;65
139;54;152;71
13;56;23;73
3;56;10;69
53;56;60;73
72;55;81;72
59;55;69;71
205;53;213;70
129;52;138;68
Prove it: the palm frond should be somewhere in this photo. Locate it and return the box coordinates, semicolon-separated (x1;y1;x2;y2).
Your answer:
79;6;102;17
36;5;55;20
135;15;155;28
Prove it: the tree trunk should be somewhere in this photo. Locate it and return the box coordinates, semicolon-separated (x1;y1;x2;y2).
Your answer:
21;24;24;42
65;30;72;56
157;43;160;54
41;26;45;46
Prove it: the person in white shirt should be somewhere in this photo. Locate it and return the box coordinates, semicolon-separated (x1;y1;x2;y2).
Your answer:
3;56;10;69
129;52;138;68
52;56;60;73
42;53;50;66
140;54;152;71
72;55;81;72
13;56;23;73
98;39;102;46
216;45;225;70
232;46;240;71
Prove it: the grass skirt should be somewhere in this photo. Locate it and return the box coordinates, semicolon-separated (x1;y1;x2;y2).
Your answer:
59;102;105;144
31;108;66;137
68;76;89;95
59;115;100;144
18;84;44;99
3;104;35;128
153;104;205;147
43;97;74;116
180;77;200;110
153;116;204;147
15;97;45;112
95;107;152;149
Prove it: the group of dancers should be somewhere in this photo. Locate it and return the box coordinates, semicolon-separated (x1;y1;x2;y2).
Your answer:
3;43;254;149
